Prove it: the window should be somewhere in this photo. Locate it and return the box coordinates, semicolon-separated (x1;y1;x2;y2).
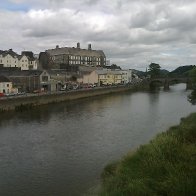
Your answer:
42;76;48;82
7;84;9;87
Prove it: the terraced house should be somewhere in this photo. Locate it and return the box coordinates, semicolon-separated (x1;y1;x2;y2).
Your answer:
0;75;13;94
98;70;123;86
39;43;106;70
78;69;132;86
0;49;37;70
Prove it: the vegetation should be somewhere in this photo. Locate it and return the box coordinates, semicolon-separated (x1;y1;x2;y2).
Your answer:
103;64;122;70
188;67;196;104
133;65;195;79
100;113;196;196
148;63;161;78
132;68;169;78
169;65;196;77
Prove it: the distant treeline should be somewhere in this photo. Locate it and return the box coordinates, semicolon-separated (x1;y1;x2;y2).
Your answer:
133;65;196;78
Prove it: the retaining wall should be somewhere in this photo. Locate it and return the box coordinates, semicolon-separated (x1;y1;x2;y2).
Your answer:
0;85;141;111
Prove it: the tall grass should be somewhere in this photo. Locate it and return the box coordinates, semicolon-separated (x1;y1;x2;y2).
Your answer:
100;113;196;196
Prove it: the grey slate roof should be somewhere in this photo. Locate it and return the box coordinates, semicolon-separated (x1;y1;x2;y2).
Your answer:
0;75;11;82
0;49;18;58
21;51;36;61
0;49;36;61
46;46;106;57
0;70;44;77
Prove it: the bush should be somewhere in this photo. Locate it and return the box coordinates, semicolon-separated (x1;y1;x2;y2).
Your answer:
100;113;196;196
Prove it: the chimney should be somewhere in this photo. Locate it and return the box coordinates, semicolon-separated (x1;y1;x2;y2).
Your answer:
77;42;80;49
88;44;92;50
56;45;59;49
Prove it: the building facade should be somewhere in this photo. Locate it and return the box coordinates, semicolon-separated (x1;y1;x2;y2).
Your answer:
78;69;133;86
0;75;13;94
1;70;51;92
39;43;106;70
97;70;122;86
121;70;132;84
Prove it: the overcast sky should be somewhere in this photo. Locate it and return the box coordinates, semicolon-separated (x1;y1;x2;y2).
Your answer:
0;0;196;71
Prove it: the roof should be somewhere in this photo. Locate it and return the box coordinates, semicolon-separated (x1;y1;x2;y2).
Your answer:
78;66;100;76
0;49;36;61
46;46;106;58
95;70;122;75
0;75;11;82
47;69;70;76
0;49;18;58
0;70;45;77
21;51;36;61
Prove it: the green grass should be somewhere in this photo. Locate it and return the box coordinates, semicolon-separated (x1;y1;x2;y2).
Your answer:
100;113;196;196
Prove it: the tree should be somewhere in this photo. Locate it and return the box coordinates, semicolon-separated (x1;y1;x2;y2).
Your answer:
148;63;161;78
189;67;196;84
188;67;196;104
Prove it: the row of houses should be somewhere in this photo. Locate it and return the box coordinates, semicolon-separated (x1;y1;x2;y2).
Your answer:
0;43;106;71
0;67;133;95
0;43;135;95
0;49;37;70
78;69;132;86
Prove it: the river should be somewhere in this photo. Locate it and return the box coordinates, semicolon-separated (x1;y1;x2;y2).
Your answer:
0;84;195;196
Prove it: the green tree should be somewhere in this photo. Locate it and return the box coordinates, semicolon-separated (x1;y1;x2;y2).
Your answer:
189;67;196;84
148;63;161;78
188;67;196;104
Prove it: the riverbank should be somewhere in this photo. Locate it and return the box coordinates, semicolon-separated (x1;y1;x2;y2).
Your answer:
0;83;149;112
100;113;196;196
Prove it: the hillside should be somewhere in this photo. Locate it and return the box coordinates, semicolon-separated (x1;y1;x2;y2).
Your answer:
132;69;169;78
132;65;195;78
169;65;196;77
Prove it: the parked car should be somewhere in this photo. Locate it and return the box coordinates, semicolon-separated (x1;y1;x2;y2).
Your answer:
0;93;5;97
17;92;26;95
5;92;17;96
73;84;79;90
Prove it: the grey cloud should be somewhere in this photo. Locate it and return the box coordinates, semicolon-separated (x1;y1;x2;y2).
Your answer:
1;0;196;70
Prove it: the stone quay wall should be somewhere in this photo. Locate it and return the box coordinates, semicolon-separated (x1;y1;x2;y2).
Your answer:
0;85;144;111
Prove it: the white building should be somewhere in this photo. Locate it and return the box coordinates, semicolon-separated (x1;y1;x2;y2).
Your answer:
0;49;37;70
0;75;13;94
0;52;18;68
120;70;132;84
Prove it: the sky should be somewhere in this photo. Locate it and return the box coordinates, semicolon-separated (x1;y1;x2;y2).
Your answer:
0;0;196;71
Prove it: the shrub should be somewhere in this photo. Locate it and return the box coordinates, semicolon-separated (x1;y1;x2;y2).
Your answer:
100;113;196;196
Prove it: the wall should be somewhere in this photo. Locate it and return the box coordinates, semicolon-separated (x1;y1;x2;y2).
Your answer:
0;82;12;94
0;85;145;111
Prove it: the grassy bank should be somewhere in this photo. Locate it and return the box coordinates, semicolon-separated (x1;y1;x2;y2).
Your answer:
100;113;196;196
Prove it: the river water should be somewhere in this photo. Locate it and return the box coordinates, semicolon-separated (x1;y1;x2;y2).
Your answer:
0;84;195;196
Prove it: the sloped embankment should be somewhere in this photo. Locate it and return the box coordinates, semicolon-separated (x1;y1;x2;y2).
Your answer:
101;113;196;196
